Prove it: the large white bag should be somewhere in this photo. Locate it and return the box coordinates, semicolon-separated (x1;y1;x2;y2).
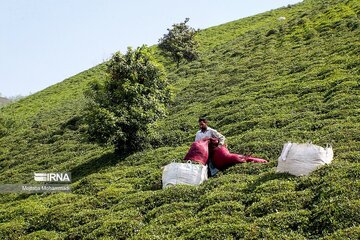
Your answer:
277;142;333;176
162;161;208;189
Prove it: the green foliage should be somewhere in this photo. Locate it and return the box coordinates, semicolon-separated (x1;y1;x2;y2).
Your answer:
158;18;199;66
310;198;360;235
0;0;359;238
0;219;29;240
19;230;64;240
253;210;311;233
244;228;307;240
246;190;313;217
181;222;250;240
322;226;360;240
0;115;15;138
84;45;171;154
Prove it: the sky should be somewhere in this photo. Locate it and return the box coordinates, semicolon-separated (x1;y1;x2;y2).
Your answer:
0;0;302;98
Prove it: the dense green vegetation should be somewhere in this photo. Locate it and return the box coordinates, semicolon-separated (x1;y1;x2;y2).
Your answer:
158;18;199;67
84;45;170;154
0;0;359;239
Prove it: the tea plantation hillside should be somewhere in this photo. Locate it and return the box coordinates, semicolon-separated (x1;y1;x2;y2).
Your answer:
1;0;360;239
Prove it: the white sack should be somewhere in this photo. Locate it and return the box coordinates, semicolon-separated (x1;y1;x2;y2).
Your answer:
162;161;208;189
277;142;333;176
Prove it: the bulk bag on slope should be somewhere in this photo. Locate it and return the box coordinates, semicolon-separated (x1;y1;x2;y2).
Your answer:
162;161;208;188
183;138;210;165
212;145;268;170
277;142;333;176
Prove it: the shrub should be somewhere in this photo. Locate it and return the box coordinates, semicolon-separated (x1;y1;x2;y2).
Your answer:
244;227;307;240
145;202;199;223
199;190;247;207
253;210;311;233
0;218;28;240
253;179;296;197
0;200;49;232
19;230;64;240
44;195;100;231
84;45;171;154
158;18;199;67
87;219;143;239
66;220;102;239
266;29;278;37
143;185;203;212
246;190;313;217
197;201;245;219
310;198;360;235
181;222;250;240
96;185;135;206
322;226;360;240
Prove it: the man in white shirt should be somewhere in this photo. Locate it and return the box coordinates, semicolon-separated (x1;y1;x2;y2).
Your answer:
195;117;226;176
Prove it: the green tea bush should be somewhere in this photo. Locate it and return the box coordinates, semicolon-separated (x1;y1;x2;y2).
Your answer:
70;209;108;227
110;191;155;213
322;226;360;240
244;172;296;193
253;210;311;233
149;210;196;226
223;162;276;175
87;219;143;239
0;218;29;240
253;179;296;197
145;202;199;222
302;163;360;204
246;190;313;217
0;200;49;232
19;230;65;240
199;190;246;207
197;201;245;218
199;173;255;192
131;224;176;240
66;220;103;239
72;174;111;195
96;185;135;206
213;182;248;192
143;185;203;212
134;170;163;191
181;222;250;240
244;227;307;240
43;195;100;231
310;198;360;235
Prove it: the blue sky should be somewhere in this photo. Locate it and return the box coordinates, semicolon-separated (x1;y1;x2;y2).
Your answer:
0;0;302;97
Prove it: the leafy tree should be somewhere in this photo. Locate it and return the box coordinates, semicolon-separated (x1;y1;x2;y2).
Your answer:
158;18;199;67
84;45;171;154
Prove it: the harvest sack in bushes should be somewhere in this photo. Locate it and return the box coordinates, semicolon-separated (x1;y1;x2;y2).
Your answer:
183;138;211;165
162;161;208;188
277;142;333;176
212;145;268;170
184;138;268;170
168;138;268;187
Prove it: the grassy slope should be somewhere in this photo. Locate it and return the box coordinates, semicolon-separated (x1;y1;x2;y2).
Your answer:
0;0;360;239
